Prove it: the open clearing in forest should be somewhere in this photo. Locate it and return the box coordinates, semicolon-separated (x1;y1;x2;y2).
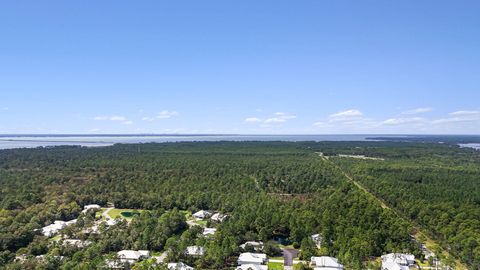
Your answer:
106;208;145;220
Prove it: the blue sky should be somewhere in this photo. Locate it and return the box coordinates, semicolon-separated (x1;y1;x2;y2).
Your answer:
1;1;479;134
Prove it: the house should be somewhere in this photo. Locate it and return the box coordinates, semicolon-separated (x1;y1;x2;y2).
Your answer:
14;255;28;263
239;241;264;251
105;260;128;269
36;255;65;262
420;244;435;259
381;253;415;270
62;239;92;248
105;219;117;226
236;264;268;270
211;213;227;222
167;262;194;270
82;204;101;213
311;234;323;249
237;252;267;265
117;250;150;264
311;256;344;270
186;246;205;257
40;219;78;237
203;227;217;236
192;210;212;220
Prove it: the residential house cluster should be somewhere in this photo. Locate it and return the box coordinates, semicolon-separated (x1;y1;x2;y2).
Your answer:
381;253;415;270
310;256;344;270
41;219;77;237
192;210;227;222
236;252;268;270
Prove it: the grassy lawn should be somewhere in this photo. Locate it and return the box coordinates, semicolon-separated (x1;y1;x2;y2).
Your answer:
180;210;192;219
108;208;144;220
50;235;61;242
279;243;294;249
268;261;284;270
95;208;108;219
293;263;309;270
195;219;208;226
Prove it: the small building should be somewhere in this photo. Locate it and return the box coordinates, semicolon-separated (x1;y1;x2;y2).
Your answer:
239;241;264;251
211;213;228;222
82;204;101;213
237;252;267;266
186;246;205;257
62;239;92;248
167;262;194;270
311;256;344;270
36;255;65;262
117;250;150;264
381;253;415;270
203;227;217;236
14;255;28;263
192;210;212;220
311;234;323;249
236;264;268;270
105;219;117;226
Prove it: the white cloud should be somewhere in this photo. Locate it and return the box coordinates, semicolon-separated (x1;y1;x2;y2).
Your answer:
449;110;480;116
157;110;179;119
328;109;364;123
381;117;425;125
89;128;101;132
311;108;480;133
142;117;156;122
245;112;296;125
432;110;480;124
94;115;127;121
110;116;127;121
401;107;433;115
244;117;262;123
330;109;363;118
264;118;286;123
122;121;133;125
141;110;179;122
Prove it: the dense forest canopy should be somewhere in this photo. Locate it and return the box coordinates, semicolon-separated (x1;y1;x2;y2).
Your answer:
0;141;478;269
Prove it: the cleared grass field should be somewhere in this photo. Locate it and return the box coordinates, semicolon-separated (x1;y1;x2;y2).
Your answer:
107;208;144;220
268;261;284;270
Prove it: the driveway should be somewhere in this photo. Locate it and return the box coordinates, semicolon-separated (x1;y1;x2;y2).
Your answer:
283;249;299;266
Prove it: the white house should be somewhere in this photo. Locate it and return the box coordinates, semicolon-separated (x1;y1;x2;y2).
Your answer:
240;241;264;251
36;255;65;262
41;219;78;237
381;253;415;270
82;204;101;213
237;252;267;265
117;250;150;264
105;219;117;226
311;256;344;270
211;213;227;222
203;227;217;236
236;264;268;270
62;239;92;248
186;246;205;257
311;234;323;249
192;210;212;220
167;262;194;270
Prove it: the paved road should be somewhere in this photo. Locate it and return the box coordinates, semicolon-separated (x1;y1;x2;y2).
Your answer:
283;249;298;267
